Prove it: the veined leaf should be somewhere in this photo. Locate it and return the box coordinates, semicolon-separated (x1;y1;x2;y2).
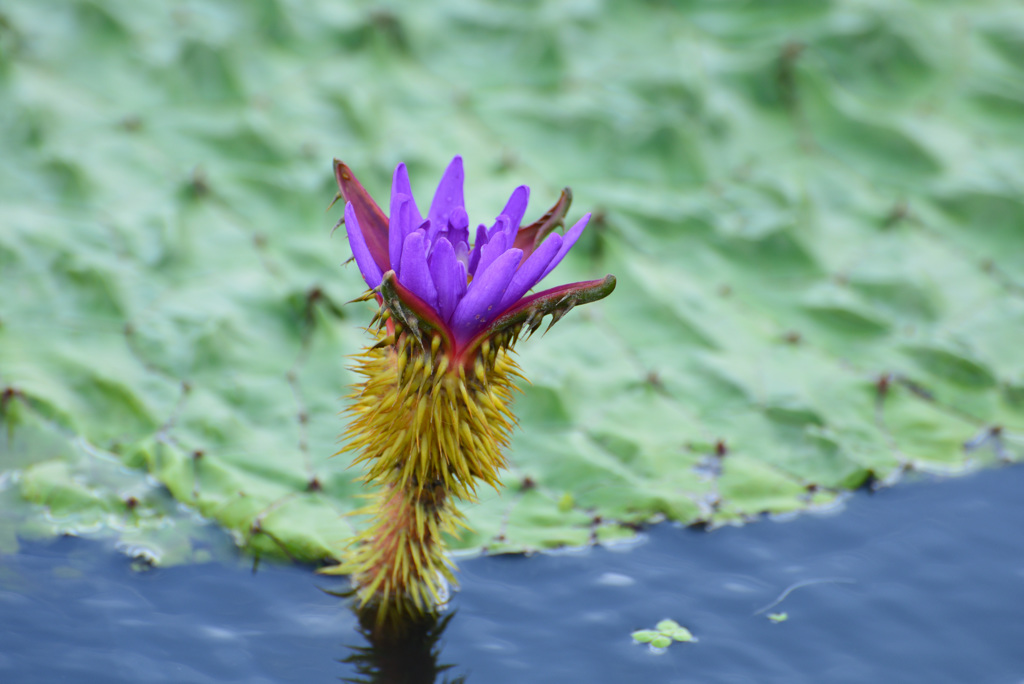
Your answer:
1;0;1021;564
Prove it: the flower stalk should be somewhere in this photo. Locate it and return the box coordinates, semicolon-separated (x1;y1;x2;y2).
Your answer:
322;156;614;622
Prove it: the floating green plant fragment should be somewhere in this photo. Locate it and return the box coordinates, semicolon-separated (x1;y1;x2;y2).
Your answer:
767;613;789;623
633;619;697;649
650;635;671;649
656;619;681;633
630;630;660;644
1;0;1023;565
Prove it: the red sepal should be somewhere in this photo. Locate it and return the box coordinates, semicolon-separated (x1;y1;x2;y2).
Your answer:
334;159;391;273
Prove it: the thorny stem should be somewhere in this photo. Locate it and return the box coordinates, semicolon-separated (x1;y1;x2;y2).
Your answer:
322;317;523;623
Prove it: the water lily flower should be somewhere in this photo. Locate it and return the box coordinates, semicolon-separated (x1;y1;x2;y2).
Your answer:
324;155;614;623
334;155;615;365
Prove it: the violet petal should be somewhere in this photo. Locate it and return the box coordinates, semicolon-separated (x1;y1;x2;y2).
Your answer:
428;156;465;231
537;212;591;283
498;233;562;310
345;201;383;289
399;231;438;311
486;213;512;240
474;225;511;278
446;206;469;248
467;224;488;276
498;185;530;230
421;219;440;254
428;237;464;324
454;240;470;269
389;194;414;278
451;248;523;341
391;163;423;227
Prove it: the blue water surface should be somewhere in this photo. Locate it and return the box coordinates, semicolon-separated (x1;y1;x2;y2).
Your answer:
2;465;1023;683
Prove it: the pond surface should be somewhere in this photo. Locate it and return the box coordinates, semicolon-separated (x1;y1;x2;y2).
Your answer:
2;465;1023;683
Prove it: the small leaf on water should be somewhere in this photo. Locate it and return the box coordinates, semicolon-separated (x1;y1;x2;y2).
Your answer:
650;635;672;649
768;612;789;623
656;619;681;632
631;630;659;643
670;627;696;642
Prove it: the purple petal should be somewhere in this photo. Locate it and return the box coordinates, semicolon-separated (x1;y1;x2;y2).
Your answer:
345;201;383;289
388;194;415;278
498;233;563;310
454;240;470;269
537;212;591;283
451;248;523;341
473;223;511;278
422;219;441;253
498;185;529;230
467;224;488;276
445;206;469;248
486;213;512;241
428;156;465;231
428;237;465;324
391;163;423;227
399;231;438;311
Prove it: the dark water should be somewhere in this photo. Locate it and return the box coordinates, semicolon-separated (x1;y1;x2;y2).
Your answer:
2;466;1023;684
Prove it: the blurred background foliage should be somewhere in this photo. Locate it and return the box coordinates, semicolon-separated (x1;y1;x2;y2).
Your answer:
1;0;1022;565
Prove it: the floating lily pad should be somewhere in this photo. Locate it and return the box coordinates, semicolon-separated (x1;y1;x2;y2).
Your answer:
1;0;1022;564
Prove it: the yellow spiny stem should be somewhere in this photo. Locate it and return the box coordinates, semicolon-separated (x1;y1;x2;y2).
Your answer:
330;325;519;622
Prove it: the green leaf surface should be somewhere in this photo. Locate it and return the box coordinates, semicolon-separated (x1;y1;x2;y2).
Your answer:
650;635;672;649
631;630;659;644
1;0;1023;564
655;620;682;633
670;628;696;643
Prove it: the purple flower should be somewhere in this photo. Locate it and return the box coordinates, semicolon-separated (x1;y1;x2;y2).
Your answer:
335;156;615;361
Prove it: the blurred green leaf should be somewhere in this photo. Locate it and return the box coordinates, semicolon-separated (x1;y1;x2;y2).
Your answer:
1;0;1022;565
631;630;659;644
650;635;672;649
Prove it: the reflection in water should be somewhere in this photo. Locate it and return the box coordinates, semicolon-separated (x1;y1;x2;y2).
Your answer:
342;603;466;684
